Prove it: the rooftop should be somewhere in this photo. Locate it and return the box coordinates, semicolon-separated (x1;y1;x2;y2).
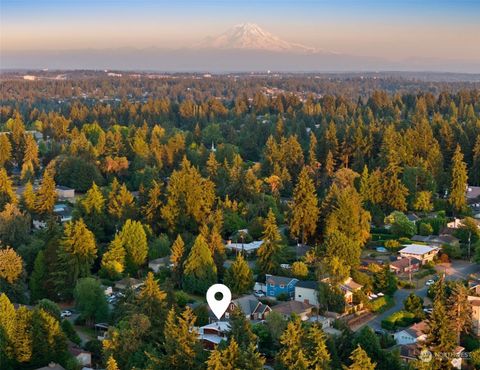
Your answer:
295;280;318;290
399;244;439;255
272;300;313;315
225;240;263;252
390;257;421;269
266;274;298;286
404;320;428;338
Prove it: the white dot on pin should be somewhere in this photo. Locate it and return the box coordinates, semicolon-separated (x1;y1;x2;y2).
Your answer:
206;284;232;320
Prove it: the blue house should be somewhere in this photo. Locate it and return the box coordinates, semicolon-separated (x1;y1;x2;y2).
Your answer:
265;275;299;299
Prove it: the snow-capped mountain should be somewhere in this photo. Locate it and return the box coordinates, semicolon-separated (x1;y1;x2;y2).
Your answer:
198;23;318;53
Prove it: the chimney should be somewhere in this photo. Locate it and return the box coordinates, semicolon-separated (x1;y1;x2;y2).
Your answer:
48;363;56;368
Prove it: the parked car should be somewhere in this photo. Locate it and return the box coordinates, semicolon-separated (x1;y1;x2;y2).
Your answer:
61;310;72;318
425;279;435;286
254;290;265;297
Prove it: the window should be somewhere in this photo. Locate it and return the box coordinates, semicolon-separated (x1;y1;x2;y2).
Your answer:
280;284;285;289
269;283;274;287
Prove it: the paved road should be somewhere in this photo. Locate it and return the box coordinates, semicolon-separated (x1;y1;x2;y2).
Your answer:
357;260;479;332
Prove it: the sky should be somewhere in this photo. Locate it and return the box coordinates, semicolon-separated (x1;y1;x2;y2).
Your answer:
1;0;480;70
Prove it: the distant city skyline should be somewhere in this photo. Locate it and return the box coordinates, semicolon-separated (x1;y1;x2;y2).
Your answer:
1;0;479;72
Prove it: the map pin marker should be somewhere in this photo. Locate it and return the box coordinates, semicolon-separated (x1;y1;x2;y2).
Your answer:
206;284;232;320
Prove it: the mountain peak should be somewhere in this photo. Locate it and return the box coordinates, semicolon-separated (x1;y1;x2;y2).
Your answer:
198;23;318;53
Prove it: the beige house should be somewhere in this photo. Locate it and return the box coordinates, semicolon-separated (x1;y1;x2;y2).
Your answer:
468;295;480;336
398;244;439;264
340;277;363;304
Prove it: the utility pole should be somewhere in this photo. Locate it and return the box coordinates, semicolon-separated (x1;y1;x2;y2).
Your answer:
468;230;472;261
408;257;412;285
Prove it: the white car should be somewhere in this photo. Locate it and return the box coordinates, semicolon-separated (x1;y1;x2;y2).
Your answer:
425;279;435;286
61;310;72;318
254;290;265;298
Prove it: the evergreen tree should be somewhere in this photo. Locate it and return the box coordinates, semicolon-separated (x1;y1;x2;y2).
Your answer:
118;219;148;272
0;168;16;210
137;272;167;326
224;253;253;295
373;265;397;295
0;247;23;284
35;170;56;215
142;180;163;231
0;203;31;248
413;191;433;213
425;280;456;368
101;234;126;278
13;306;33;363
108;179;135;223
206;339;264;370
163;307;204;370
447;282;472;343
30;308;67;367
59;219;97;286
21;181;36;213
449;144;468;212
258;208;282;275
381;158;408;212
471;134;480;185
30;251;47;302
324;183;371;247
170;234;185;286
289;167;319;244
183;234;217;294
278;318;310;370
0;134;12;167
0;293;16;361
162;157;215;232
306;323;331;369
324;231;361;274
81;182;105;215
344;345;376;370
228;307;257;350
106;355;120;370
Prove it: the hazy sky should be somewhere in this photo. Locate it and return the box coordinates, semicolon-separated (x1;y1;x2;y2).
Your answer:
1;0;480;62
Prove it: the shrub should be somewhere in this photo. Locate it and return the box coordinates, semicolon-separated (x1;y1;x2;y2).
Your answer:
276;292;289;301
369;296;392;313
419;223;433;236
175;291;193;307
381;310;417;330
61;319;81;345
384;239;401;251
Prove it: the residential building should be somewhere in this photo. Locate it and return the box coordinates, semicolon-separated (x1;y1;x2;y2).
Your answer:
114;277;144;290
148;256;171;273
468;295;480;336
340;277;363;304
398;344;464;369
53;204;72;223
265;274;298;299
393;321;428;345
398;244;439;264
295;280;319;306
224;294;271;321
198;321;230;350
225;239;264;254
466;186;480;203
389;257;421;275
68;344;92;367
56;185;75;200
271;300;314;321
